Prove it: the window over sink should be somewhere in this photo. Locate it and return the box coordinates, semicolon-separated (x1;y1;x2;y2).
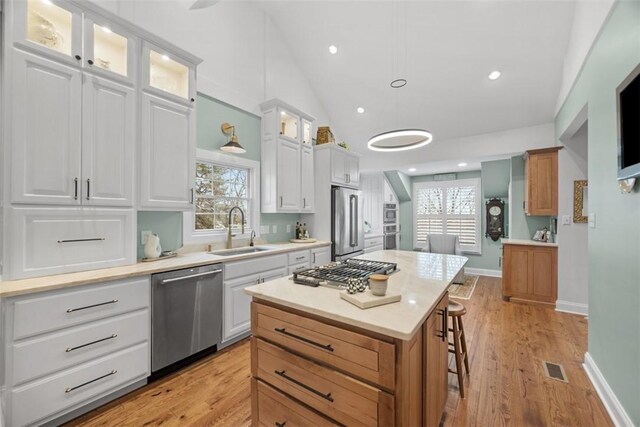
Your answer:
183;149;260;244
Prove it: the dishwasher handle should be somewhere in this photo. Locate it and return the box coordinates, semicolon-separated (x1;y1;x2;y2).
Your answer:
159;269;222;284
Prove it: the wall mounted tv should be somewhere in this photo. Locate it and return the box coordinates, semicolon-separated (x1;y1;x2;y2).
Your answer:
617;63;640;180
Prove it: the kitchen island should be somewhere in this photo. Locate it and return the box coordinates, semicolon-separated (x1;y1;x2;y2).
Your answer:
245;250;467;426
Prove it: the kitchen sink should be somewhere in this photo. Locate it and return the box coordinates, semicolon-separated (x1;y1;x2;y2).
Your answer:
209;246;273;257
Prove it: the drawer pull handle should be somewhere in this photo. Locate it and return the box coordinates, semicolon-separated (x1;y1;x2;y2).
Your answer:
57;238;106;243
275;370;334;402
65;370;117;393
275;422;287;427
295;256;305;260
66;334;117;352
274;327;334;352
67;299;118;313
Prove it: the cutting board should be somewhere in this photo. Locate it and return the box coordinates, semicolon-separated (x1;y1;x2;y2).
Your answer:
340;290;401;309
290;238;317;243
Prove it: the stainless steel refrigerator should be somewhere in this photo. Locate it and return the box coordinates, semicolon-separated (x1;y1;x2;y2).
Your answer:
332;186;365;261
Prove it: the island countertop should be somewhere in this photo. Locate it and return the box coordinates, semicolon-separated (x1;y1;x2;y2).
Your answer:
244;250;467;340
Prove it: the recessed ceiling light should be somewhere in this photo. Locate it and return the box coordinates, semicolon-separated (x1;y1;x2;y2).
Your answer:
102;27;112;34
356;107;365;114
328;45;338;55
161;54;170;61
458;162;468;167
408;168;417;172
488;70;502;80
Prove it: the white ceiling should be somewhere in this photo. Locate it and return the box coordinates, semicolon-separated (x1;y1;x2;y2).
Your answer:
255;0;576;173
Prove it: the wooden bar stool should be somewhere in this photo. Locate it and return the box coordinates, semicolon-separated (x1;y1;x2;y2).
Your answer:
448;300;470;398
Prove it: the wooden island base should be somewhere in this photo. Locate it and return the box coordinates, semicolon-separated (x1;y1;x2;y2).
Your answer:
250;293;449;427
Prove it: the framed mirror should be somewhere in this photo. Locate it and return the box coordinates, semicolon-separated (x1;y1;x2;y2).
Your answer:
573;180;588;223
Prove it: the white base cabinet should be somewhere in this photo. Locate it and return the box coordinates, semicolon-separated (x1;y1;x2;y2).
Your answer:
223;254;288;342
1;277;150;427
311;246;331;267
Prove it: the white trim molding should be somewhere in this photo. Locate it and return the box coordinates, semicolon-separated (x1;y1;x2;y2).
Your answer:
465;267;502;278
583;352;634;427
555;300;589;316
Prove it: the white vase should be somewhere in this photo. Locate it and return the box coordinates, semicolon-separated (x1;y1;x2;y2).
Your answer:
144;233;162;259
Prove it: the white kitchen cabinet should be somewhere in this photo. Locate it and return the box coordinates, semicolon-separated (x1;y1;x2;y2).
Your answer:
139;93;195;210
364;235;384;254
12;0;83;66
260;99;315;213
361;173;384;235
7;207;135;279
326;144;360;188
276;139;301;211
384;177;397;203
142;41;197;106
1;277;150;426
82;74;135;206
311;245;331;267
223;254;288;342
301;145;315;212
11;49;82;205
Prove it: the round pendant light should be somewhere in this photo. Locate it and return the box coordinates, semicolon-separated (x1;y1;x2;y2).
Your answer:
367;129;433;152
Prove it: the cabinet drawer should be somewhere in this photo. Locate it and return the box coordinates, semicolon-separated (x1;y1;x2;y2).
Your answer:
252;302;395;390
8;207;134;280
365;236;384;248
11;343;148;427
288;262;310;275
225;254;287;280
12;277;150;340
288;249;310;265
253;378;338;427
12;310;149;386
253;338;394;427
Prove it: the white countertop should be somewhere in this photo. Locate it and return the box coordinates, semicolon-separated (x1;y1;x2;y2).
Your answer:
501;238;558;247
0;241;331;297
244;250;468;341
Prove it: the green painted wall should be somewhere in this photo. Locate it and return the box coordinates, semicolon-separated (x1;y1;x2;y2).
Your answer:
384;170;412;201
556;1;640;423
509;156;553;240
137;93;299;258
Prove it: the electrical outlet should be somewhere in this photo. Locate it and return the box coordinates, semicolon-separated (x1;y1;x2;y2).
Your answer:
272;225;278;234
260;225;270;234
588;213;596;229
141;230;152;245
286;224;291;233
562;215;571;225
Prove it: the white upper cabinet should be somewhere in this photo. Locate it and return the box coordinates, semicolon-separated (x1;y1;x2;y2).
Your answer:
301;145;314;212
328;145;360;188
139;93;195;210
260;99;315;213
11;50;82;205
83;14;137;84
142;41;196;106
82;74;135;206
14;0;83;66
383;178;397;203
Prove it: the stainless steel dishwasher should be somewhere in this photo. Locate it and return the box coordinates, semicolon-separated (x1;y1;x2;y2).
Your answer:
151;263;223;374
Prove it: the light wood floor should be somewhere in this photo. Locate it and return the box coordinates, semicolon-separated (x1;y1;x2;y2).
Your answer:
67;277;612;427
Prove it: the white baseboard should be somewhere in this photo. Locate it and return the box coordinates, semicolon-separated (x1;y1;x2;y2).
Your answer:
555;300;589;316
465;267;502;278
583;352;634;427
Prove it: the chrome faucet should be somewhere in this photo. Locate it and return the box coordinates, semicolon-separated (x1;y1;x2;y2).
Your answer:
250;230;256;247
226;206;245;249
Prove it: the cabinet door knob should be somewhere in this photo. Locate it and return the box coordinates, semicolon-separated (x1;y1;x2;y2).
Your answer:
87;59;94;65
75;55;81;60
190;98;195;102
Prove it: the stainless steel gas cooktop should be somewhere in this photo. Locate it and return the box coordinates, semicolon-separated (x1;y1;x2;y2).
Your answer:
292;258;397;288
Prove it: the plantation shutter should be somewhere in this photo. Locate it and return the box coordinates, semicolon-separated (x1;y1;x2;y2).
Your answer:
413;178;481;253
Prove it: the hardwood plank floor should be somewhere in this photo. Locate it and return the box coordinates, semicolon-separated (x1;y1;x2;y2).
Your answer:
67;276;612;427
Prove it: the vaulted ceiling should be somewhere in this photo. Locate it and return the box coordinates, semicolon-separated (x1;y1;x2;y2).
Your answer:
256;1;576;173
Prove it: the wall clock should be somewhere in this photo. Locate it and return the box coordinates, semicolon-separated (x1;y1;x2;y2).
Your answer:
485;198;505;242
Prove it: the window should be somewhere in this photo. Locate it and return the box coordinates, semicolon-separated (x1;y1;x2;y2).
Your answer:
195;162;249;231
413;178;481;254
184;149;260;244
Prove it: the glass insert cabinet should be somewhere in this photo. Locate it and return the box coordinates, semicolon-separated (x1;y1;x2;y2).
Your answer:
143;41;196;105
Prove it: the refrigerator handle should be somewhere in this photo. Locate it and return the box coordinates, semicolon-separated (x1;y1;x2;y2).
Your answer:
349;195;358;247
